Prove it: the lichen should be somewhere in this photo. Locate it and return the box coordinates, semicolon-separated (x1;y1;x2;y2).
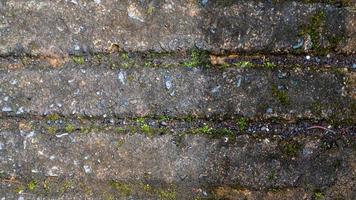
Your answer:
109;180;132;197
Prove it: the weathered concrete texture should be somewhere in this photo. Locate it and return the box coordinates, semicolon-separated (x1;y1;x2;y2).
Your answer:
0;126;355;199
0;66;354;121
0;0;355;57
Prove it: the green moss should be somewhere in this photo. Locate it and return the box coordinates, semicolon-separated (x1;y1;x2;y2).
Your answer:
60;180;73;194
183;49;209;68
281;140;301;157
267;171;276;181
263;60;276;69
193;125;212;135
234;61;253;68
109;180;132;197
141;124;153;136
47;126;57;134
209;128;235;141
313;190;325;200
65;123;76;133
15;185;25;193
157;188;177;200
80;126;92;134
27;180;37;192
115;127;125;133
236;117;248;132
72;56;85;65
147;5;155;15
272;86;290;106
297;10;344;54
311;101;322;116
47;113;60;121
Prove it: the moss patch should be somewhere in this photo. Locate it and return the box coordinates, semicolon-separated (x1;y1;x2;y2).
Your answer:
272;86;290;106
109;180;132;197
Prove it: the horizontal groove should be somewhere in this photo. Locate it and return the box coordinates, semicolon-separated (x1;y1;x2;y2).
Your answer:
0;51;355;70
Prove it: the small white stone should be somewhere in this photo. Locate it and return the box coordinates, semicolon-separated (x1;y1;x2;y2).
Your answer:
83;165;92;173
94;0;101;4
3;96;9;101
10;79;18;85
306;55;311;60
16;107;24;114
118;71;126;84
2;106;12;112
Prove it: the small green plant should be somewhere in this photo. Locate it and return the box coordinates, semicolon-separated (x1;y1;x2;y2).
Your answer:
65;123;76;133
234;61;253;68
236;117;248;132
314;191;325;200
47;126;57;134
197;125;212;134
158;188;177;200
115;127;125;133
141;124;151;134
15;185;25;193
120;52;129;61
72;56;85;64
27;180;37;191
147;5;155;15
311;101;322;116
109;181;132;197
272;86;290;106
183;49;209;68
267;171;276;181
47;113;60;121
264;60;276;69
281;140;301;157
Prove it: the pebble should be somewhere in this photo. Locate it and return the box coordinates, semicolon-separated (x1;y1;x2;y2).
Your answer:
118;70;126;84
201;0;209;6
305;55;311;60
2;106;12;112
10;79;18;85
236;77;242;87
292;38;304;49
277;71;289;79
84;165;92;173
211;85;221;94
266;108;273;113
16;107;25;115
164;75;173;90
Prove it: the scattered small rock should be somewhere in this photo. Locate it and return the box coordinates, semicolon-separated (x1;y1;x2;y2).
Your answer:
118;70;126;85
2;106;12;112
292;38;304;49
277;71;290;79
84;165;92;173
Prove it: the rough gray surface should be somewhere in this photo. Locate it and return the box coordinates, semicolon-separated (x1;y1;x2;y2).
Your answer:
0;65;354;120
0;1;355;199
0;122;355;199
0;0;355;56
